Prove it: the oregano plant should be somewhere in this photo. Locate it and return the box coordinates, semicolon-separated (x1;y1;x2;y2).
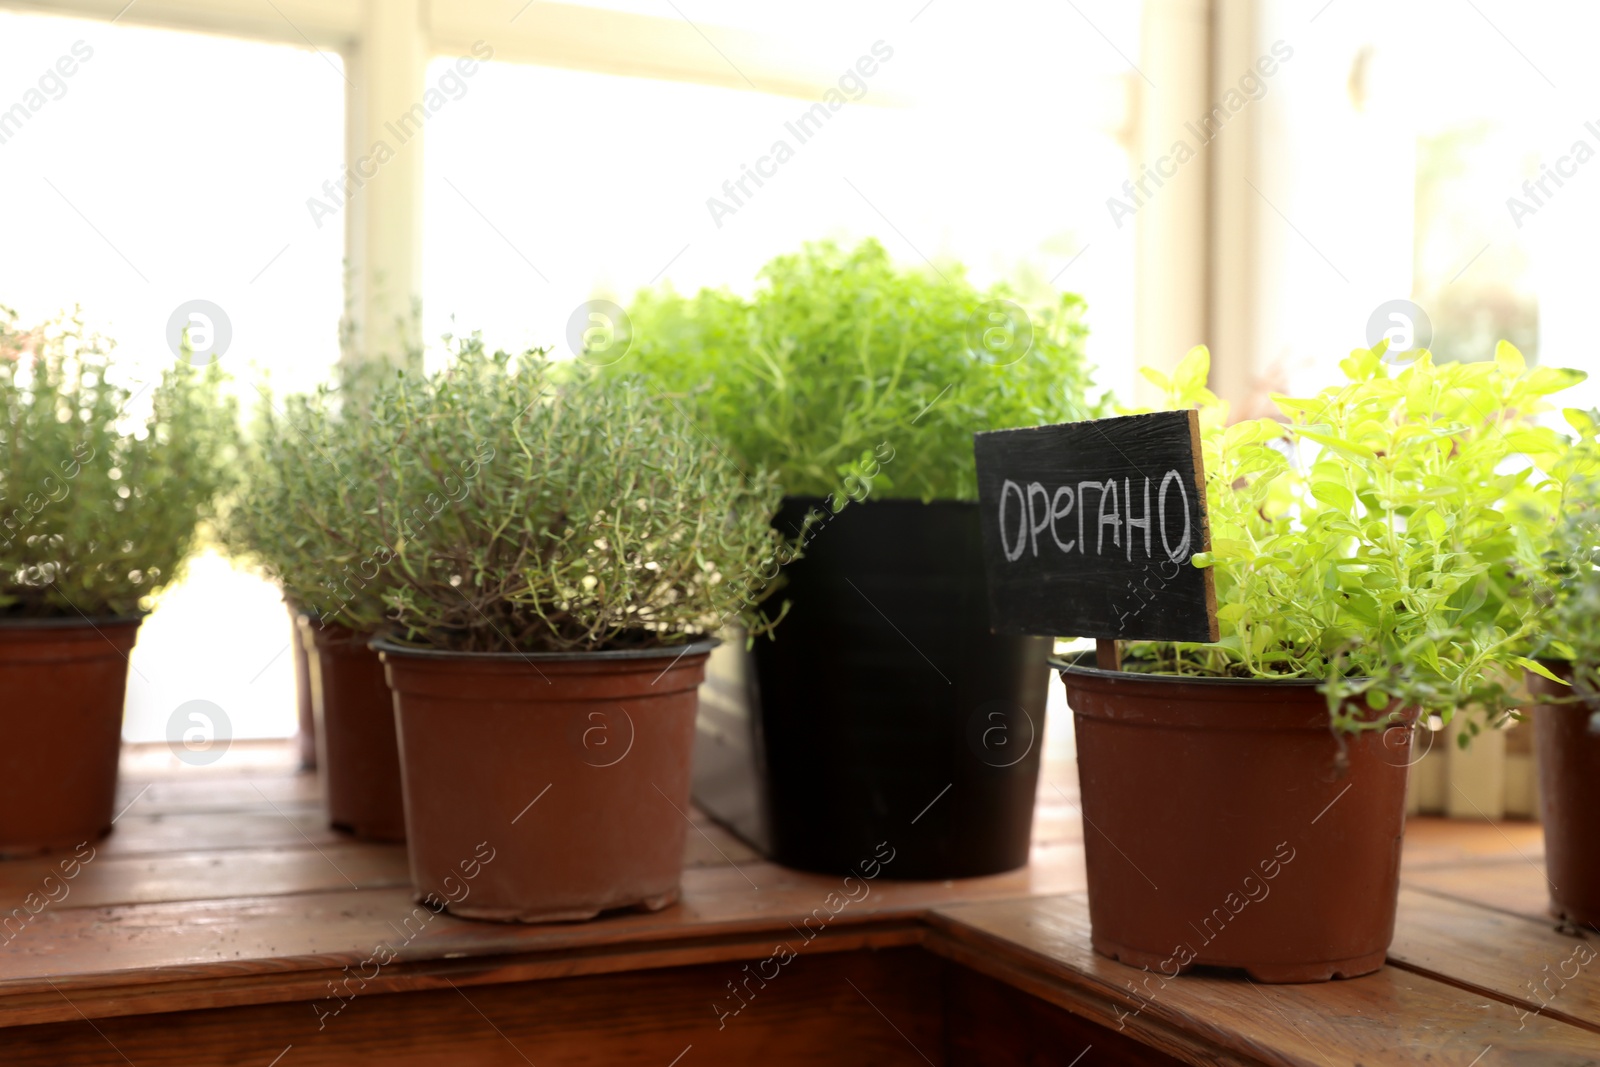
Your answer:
1125;342;1583;734
616;238;1108;502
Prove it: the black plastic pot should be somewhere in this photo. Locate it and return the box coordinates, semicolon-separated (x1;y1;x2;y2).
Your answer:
729;496;1050;880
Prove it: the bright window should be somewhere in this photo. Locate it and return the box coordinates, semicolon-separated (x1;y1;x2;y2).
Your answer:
1257;0;1600;408
423;0;1140;402
0;11;344;742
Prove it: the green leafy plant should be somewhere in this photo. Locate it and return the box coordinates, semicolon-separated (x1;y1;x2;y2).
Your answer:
0;307;233;618
1123;342;1583;732
1523;409;1600;698
326;338;785;653
223;366;400;631
616;238;1107;502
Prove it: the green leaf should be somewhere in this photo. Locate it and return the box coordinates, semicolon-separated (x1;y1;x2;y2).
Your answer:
1172;346;1210;397
1208;538;1255;560
1495;340;1527;377
1271;395;1325;419
1298;430;1377;462
1138;366;1171;392
1516;657;1569;685
1309;481;1354;512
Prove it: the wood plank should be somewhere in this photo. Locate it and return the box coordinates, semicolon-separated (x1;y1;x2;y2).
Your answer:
682;817;762;869
4;808;1041;913
1025;799;1087;848
0;844;409;911
117;740;301;780
0;920;926;1031
1405;860;1553;923
0;947;945;1066
926;894;1600;1067
113;774;319;816
110;769;747;862
14;778;984;915
1;825;749;912
92;809;344;858
0;847;1085;1024
1399;815;1544;870
1389;888;1600;1033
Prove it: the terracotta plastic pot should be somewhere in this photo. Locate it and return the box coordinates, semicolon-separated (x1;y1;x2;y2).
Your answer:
376;637;713;923
301;622;405;842
289;607;317;771
1527;664;1600;928
0;616;141;856
1057;657;1412;983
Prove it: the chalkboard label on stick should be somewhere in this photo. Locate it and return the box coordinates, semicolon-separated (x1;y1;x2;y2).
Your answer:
972;410;1219;644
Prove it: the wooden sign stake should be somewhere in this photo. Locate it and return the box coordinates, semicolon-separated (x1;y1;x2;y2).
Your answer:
1095;639;1121;672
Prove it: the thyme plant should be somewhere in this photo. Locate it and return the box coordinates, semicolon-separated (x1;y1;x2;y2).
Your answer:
1125;342;1583;731
1525;410;1600;698
336;339;785;653
618;239;1107;502
224;366;402;631
1;307;232;618
1542;498;1600;701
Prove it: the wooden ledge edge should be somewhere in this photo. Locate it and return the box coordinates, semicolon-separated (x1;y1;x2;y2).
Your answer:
919;911;1272;1067
0;922;926;1030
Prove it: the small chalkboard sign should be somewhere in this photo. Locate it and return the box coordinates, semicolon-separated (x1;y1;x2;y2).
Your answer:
973;410;1218;649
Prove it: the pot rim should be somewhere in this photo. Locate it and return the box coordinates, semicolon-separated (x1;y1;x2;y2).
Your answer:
370;634;721;662
1050;650;1362;689
0;612;146;629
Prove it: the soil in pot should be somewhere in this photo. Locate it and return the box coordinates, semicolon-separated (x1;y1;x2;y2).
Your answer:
749;497;1050;880
1527;665;1600;928
1058;657;1412;983
301;621;405;842
377;638;712;923
0;616;141;856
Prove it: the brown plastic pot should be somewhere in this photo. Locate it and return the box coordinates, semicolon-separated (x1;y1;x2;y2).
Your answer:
0;616;141;857
289;606;317;771
375;637;713;923
1527;664;1600;928
300;622;405;842
1057;656;1412;983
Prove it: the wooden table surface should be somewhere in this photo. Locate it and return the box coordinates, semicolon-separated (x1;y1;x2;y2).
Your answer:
1;723;1596;1066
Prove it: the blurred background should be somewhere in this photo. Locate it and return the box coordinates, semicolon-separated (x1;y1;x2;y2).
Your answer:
0;0;1596;741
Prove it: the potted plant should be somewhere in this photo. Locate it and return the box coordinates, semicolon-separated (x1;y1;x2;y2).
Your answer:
1518;410;1600;929
1055;343;1582;981
225;375;407;841
620;239;1108;879
0;307;230;855
351;343;783;922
